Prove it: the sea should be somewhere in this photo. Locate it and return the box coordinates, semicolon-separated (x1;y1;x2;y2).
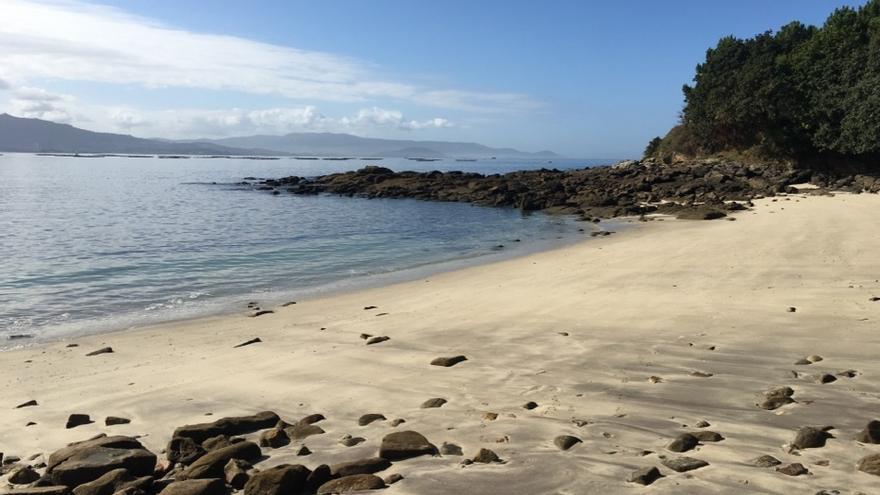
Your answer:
0;154;616;347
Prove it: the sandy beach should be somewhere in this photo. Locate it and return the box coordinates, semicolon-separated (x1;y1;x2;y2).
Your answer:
4;192;880;494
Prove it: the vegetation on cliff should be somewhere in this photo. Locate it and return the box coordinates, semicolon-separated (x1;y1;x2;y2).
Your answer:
649;0;880;169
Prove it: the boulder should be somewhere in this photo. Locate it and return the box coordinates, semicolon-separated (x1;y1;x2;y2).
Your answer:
857;420;880;443
242;464;310;495
316;474;385;494
357;414;386;426
378;431;437;461
104;417;130;427
200;436;231;452
66;415;93;429
776;463;809;476
660;456;708;473
792;426;832;449
553;436;582;451
166;438;205;466
329;458;390;478
284;424;324;440
8;466;41;484
181;442;260;480
420;398;446;409
430;356;467;367
759;386;795;410
750;455;781;467
173;412;280;443
857;453;880;476
472;449;502;464
159;479;225;495
223;459;250;490
667;433;698;452
692;431;724;442
627;466;661;486
304;465;331;494
46;436;156;487
71;469;151;495
258;429;289;449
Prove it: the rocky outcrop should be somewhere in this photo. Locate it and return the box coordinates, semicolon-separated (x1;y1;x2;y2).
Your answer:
46;436;157;487
173;412;280;443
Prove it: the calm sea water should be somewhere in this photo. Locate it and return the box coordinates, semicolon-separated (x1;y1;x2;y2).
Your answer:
0;154;614;346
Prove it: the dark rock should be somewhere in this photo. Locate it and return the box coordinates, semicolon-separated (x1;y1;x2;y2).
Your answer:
182;442;261;479
661;456;708;472
70;468;151;495
316;474;385;494
378;431;437;461
522;401;538;410
750;455;782;467
472;449;502;464
304;465;331;494
46;436;157;487
389;419;405;427
676;207;726;220
173;411;280;443
420;398;447;409
667;433;699;453
243;465;310;495
383;473;403;485
792;426;832;449
857;420;880;443
15;400;38;409
329;458;391;477
357;414;386;426
627;466;661;486
104;417;130;426
838;369;859;378
857;453;880;476
166;437;205;465
86;347;113;357
159;479;226;495
553;435;582;451
284;424;324;440
338;435;365;447
776;463;809;476
200;435;231;452
295;414;325;426
8;466;41;484
365;336;389;345
694;420;710;428
259;428;289;448
692;431;724;442
233;338;261;348
439;443;462;456
295;446;311;456
223;459;250;490
66;414;93;429
429;355;467;367
248;311;273;318
759;386;795;410
816;373;837;384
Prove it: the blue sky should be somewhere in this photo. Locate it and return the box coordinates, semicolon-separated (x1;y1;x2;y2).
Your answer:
0;0;865;157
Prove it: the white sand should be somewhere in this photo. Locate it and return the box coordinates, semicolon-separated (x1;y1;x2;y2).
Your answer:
4;193;880;494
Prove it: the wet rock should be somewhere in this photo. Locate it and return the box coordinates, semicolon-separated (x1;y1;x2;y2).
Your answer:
750;455;781;467
661;456;708;472
86;348;113;357
522;401;538;410
857;453;880;476
627;466;661;486
284;424;324;440
66;414;93;429
857;420;880;443
792;426;832;449
776;463;809;476
295;446;311;456
8;465;41;484
439;443;462;456
553;435;582;451
104;417;130;426
383;474;403;485
174;411;280;443
430;356;467;367
46;436;157;487
160;479;226;495
304;465;331;494
233;338;261;348
242;464;310;495
316;474;385;494
365;336;389;345
248;311;273;318
329;458;391;478
166;438;205;465
70;468;151;495
223;459;250;490
259;428;289;449
182;441;260;479
692;431;724;442
200;435;231;452
667;433;699;453
357;414;386;426
378;431;437;461
15;400;38;409
816;373;837;384
472;449;502;464
759;386;795;410
420;398;447;409
295;414;325;426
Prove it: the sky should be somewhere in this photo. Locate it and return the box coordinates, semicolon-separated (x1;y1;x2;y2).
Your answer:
0;0;866;157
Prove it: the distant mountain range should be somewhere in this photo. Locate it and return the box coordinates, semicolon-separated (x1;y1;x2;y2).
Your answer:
0;114;558;158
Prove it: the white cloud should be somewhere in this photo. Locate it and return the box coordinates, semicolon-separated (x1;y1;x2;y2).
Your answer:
342;107;452;130
0;0;536;112
8;86;75;122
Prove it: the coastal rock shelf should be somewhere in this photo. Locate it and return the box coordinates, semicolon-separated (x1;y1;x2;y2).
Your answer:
244;158;880;219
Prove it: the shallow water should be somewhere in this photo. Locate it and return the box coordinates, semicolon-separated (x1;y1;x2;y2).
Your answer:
0;154;613;345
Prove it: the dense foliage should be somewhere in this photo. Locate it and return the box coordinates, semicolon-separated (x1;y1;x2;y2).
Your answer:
660;0;880;164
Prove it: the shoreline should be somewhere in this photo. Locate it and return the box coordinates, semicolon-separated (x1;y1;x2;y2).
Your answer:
6;192;880;493
1;212;624;350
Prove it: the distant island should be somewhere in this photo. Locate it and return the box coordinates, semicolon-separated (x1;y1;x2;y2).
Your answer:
0;113;558;159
